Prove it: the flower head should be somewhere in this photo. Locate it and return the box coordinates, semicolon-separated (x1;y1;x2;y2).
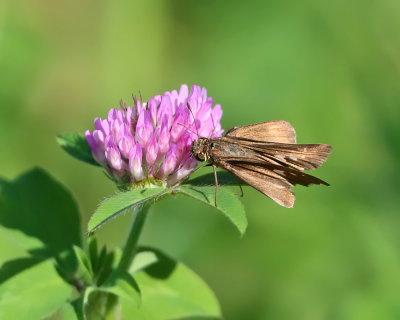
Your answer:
85;85;223;188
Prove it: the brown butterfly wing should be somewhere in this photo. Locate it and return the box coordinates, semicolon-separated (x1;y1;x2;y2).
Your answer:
249;143;332;171
222;139;331;171
219;161;295;208
233;162;329;187
212;138;331;172
225;120;296;144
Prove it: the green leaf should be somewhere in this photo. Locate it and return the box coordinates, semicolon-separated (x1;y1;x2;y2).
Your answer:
83;287;108;320
59;303;79;320
0;226;45;284
0;168;81;281
73;245;93;284
88;188;168;232
88;234;98;272
129;250;159;274
0;259;72;319
121;247;221;320
178;185;247;236
57;132;100;166
100;269;141;307
83;287;119;320
0;225;43;260
71;297;84;320
185;169;243;186
0;168;81;249
43;303;79;320
95;248;116;286
172;317;221;320
171;317;221;320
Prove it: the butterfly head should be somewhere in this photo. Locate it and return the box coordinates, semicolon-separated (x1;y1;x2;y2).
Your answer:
190;138;209;162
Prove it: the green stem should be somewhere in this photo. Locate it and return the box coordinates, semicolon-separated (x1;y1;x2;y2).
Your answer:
118;204;149;271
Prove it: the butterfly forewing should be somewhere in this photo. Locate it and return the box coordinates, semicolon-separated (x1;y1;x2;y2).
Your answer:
225;120;296;144
243;142;332;171
210;138;331;172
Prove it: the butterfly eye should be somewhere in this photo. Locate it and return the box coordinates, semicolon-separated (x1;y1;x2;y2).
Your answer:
195;153;205;162
210;142;214;148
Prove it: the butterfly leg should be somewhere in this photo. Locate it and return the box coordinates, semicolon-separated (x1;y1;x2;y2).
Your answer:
174;163;209;185
213;165;219;207
239;183;244;197
190;163;209;175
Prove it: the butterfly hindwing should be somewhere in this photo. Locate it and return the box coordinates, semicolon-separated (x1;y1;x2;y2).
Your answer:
219;161;295;208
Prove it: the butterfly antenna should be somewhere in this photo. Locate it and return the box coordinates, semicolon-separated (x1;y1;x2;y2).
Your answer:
177;123;198;136
187;102;200;137
209;113;216;138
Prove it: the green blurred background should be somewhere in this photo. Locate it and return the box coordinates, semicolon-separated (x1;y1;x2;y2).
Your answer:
1;0;400;319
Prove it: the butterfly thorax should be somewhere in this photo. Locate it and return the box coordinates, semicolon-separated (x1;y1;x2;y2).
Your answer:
191;137;256;164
